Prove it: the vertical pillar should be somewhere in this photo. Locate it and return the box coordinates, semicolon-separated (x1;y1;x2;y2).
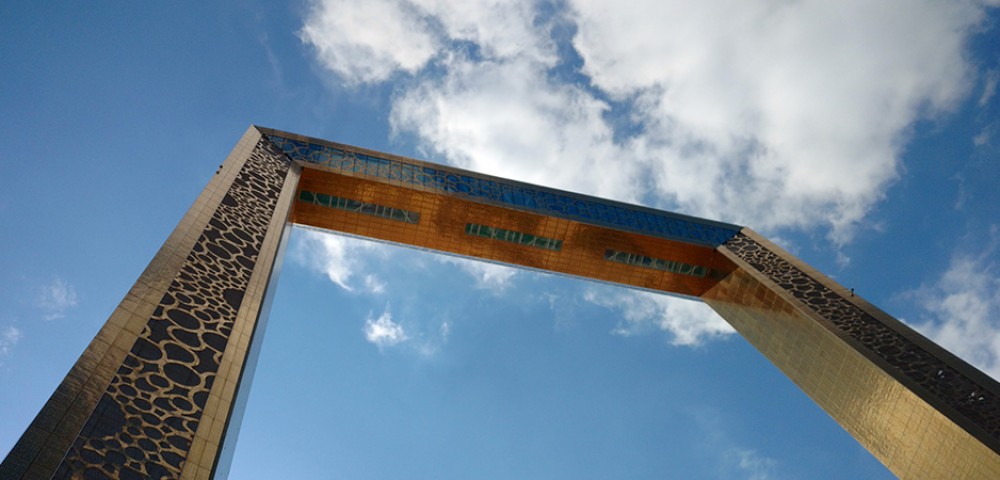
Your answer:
0;127;299;480
703;229;1000;479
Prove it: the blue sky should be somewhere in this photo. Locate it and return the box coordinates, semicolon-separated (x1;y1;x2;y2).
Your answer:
1;1;999;479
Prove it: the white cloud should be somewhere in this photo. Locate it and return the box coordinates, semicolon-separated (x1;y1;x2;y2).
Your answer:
37;277;78;321
302;0;995;245
973;123;996;147
408;0;555;63
299;0;553;85
299;0;439;84
907;247;1000;379
364;308;408;348
391;55;640;202
980;69;998;106
689;407;780;479
440;320;451;340
584;288;734;346
362;274;386;294
0;325;22;366
571;0;985;241
436;255;519;291
726;448;776;480
292;228;388;293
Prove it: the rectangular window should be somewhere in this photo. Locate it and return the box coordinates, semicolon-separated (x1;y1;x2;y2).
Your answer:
604;249;707;277
465;223;563;251
299;190;419;224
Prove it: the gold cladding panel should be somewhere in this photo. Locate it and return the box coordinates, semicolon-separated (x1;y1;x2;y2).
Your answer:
292;167;734;297
703;256;1000;479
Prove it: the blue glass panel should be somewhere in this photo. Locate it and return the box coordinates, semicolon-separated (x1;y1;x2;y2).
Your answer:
465;223;562;251
297;189;420;224
268;134;741;246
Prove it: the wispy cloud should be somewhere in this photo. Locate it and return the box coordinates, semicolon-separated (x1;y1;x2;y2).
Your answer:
36;277;78;321
292;228;389;293
0;325;23;367
584;287;734;346
436;256;519;291
905;242;1000;379
980;69;998;106
364;307;408;349
689;407;779;480
439;320;451;340
362;274;386;294
301;0;993;244
725;448;776;480
973;123;996;147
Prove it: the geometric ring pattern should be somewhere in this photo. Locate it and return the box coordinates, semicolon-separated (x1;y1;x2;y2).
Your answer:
53;139;291;480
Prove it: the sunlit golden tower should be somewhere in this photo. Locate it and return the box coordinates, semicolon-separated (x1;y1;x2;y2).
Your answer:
3;127;999;479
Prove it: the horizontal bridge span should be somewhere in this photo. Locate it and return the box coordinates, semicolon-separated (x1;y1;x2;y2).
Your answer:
292;165;733;298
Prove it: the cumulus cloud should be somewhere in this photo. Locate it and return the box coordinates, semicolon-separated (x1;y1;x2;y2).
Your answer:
300;0;439;84
299;0;554;85
391;56;641;202
364;307;408;348
906;246;1000;379
409;0;555;63
0;325;22;366
570;0;985;241
584;287;734;346
301;0;994;244
37;277;78;321
292;228;389;293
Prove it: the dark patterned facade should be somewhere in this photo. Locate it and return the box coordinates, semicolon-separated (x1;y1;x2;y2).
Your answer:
723;232;1000;453
52;139;291;479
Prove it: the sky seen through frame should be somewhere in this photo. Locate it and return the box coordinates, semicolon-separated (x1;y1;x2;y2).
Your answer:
1;1;999;479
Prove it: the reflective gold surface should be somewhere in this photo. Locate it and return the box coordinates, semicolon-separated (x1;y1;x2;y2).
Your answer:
704;230;1000;479
293;166;733;298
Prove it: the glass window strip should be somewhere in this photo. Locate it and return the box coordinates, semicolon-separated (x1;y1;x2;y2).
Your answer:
465;223;562;251
604;249;708;278
269;135;740;247
298;190;419;224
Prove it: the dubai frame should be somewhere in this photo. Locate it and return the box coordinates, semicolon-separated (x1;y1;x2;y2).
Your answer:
3;126;1000;479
